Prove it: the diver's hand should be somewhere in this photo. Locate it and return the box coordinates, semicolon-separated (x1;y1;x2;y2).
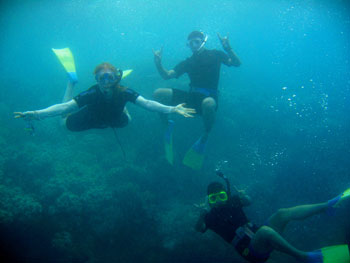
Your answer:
193;203;208;216
217;32;232;52
193;203;206;209
14;111;40;120
152;47;163;64
174;103;196;117
237;189;247;196
237;189;252;206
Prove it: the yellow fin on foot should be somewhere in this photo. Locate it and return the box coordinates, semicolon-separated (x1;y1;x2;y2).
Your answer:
321;244;350;263
183;148;204;170
335;188;350;208
52;48;76;73
122;69;133;79
182;136;207;170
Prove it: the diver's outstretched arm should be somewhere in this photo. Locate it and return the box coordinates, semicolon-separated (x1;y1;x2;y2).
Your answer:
14;100;78;120
135;96;195;117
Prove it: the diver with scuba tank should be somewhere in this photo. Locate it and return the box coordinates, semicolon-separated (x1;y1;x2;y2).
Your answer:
195;164;350;263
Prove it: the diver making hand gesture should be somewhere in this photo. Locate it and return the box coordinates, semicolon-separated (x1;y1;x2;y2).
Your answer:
194;165;350;263
152;31;241;169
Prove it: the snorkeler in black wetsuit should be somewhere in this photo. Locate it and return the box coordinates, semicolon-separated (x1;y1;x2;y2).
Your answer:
153;31;241;134
14;62;195;131
195;170;350;263
152;31;242;168
65;82;140;131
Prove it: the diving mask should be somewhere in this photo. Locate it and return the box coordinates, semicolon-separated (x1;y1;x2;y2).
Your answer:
187;35;208;52
208;191;228;204
95;69;123;86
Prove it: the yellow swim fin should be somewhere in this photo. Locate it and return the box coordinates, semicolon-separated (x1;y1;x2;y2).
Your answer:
183;135;208;170
321;244;350;263
334;188;350;208
122;69;133;79
341;188;350;199
164;120;174;165
52;48;78;83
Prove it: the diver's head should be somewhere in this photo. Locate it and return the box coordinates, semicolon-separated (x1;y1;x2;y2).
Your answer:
207;182;228;208
187;31;207;53
94;62;123;94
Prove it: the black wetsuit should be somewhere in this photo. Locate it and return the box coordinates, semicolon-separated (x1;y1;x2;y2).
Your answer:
204;195;248;242
66;85;139;132
204;196;270;263
171;49;230;114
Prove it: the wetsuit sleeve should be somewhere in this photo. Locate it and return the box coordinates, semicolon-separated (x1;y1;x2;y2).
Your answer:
173;59;189;78
124;88;140;103
195;210;209;233
215;50;230;65
73;87;98;108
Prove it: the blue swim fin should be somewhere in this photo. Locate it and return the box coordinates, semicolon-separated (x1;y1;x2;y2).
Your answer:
164;120;174;165
183;135;208;170
24;119;35;136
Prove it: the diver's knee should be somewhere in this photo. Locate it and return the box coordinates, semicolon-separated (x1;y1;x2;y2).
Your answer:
202;97;216;111
276;208;289;217
153;88;162;100
273;208;290;222
153;88;172;102
257;226;275;241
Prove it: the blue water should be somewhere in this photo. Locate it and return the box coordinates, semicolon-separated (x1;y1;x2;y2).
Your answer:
1;0;350;262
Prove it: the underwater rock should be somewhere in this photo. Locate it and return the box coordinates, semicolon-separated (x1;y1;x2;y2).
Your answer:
0;185;42;223
55;192;82;215
51;231;73;252
157;202;198;250
0;209;13;224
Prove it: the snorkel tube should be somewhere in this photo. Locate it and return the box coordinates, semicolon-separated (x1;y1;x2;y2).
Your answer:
197;34;208;52
215;160;231;198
